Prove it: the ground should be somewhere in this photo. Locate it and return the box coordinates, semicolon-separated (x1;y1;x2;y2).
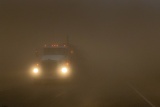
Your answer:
0;67;159;107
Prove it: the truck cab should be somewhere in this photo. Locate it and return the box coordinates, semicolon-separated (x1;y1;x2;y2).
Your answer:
31;44;74;82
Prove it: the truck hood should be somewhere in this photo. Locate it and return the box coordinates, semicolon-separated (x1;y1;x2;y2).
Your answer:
41;55;66;61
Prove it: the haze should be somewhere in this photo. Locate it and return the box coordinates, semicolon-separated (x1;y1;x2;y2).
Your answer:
0;0;160;107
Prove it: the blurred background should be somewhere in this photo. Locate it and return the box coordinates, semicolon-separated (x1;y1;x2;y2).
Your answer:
0;0;160;106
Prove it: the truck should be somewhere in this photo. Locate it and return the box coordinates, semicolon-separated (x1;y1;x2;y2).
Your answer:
30;43;74;83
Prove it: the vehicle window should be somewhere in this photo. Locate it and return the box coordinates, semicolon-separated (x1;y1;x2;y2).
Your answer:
43;48;67;55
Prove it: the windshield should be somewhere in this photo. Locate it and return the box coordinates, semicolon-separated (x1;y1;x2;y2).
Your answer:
43;48;67;55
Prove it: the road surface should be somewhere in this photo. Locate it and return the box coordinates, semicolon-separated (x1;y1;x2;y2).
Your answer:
0;67;160;107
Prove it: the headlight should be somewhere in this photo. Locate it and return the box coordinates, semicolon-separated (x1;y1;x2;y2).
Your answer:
61;67;68;74
33;68;39;74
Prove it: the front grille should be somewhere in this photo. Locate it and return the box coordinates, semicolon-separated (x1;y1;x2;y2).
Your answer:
41;60;58;76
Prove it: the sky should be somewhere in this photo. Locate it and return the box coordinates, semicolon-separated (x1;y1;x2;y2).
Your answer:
0;0;160;76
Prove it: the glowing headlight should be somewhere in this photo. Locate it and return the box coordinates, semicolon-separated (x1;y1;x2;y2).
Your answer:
33;68;39;74
61;67;68;74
